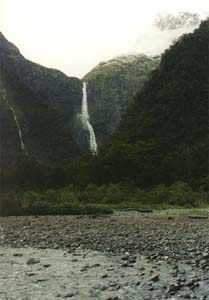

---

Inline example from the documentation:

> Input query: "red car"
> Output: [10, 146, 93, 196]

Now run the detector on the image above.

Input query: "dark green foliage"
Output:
[199, 176, 209, 192]
[1, 23, 208, 214]
[83, 20, 209, 188]
[0, 70, 82, 164]
[21, 189, 113, 215]
[11, 156, 77, 191]
[0, 32, 84, 168]
[0, 179, 208, 216]
[84, 55, 160, 143]
[20, 181, 209, 216]
[0, 192, 22, 216]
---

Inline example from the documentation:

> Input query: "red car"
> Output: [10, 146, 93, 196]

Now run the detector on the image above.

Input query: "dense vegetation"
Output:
[0, 21, 208, 215]
[80, 20, 209, 189]
[0, 70, 83, 164]
[84, 55, 160, 143]
[0, 32, 84, 166]
[0, 177, 208, 216]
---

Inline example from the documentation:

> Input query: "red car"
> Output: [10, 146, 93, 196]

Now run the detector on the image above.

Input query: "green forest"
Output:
[0, 20, 208, 216]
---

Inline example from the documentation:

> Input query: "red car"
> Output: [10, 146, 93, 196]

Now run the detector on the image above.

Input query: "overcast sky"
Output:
[0, 0, 208, 78]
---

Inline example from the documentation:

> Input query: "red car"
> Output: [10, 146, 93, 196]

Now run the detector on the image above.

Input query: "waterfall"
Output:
[9, 106, 28, 155]
[1, 91, 28, 156]
[81, 82, 98, 154]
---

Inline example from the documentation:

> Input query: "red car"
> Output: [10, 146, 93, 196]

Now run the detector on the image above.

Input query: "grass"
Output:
[93, 202, 194, 211]
[89, 202, 209, 218]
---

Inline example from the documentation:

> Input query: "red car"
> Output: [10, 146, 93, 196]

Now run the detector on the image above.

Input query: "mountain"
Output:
[0, 32, 84, 172]
[135, 12, 206, 56]
[83, 12, 207, 145]
[84, 54, 160, 143]
[82, 20, 209, 188]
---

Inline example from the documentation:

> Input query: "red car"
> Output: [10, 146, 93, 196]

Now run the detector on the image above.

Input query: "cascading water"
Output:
[9, 106, 28, 155]
[81, 82, 97, 154]
[1, 90, 28, 156]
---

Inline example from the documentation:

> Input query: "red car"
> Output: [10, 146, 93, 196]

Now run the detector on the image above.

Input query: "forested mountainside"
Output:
[0, 20, 208, 215]
[84, 55, 160, 143]
[82, 12, 205, 145]
[80, 20, 209, 189]
[0, 33, 159, 169]
[0, 32, 83, 167]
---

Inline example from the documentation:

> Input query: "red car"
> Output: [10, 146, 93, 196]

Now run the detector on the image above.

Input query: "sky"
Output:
[0, 0, 208, 78]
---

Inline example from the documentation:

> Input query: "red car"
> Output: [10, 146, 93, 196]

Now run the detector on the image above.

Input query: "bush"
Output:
[131, 188, 147, 203]
[22, 199, 113, 215]
[22, 191, 42, 210]
[11, 179, 209, 216]
[60, 191, 77, 202]
[43, 189, 59, 204]
[0, 192, 22, 216]
[199, 176, 209, 192]
[191, 191, 209, 207]
[78, 184, 101, 202]
[147, 184, 170, 204]
[102, 183, 125, 203]
[168, 181, 193, 205]
[31, 201, 51, 215]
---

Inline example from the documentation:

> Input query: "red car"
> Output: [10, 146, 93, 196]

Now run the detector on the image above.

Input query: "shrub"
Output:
[0, 192, 22, 216]
[168, 181, 193, 205]
[43, 189, 59, 204]
[199, 176, 209, 192]
[132, 188, 147, 203]
[60, 191, 77, 202]
[191, 191, 209, 207]
[102, 183, 125, 203]
[22, 191, 42, 210]
[31, 201, 51, 215]
[147, 184, 170, 204]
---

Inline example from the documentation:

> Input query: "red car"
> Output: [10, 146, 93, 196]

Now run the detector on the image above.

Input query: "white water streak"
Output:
[2, 92, 28, 156]
[81, 82, 97, 154]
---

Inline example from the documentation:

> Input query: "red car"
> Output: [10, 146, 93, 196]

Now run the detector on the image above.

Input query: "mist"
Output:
[0, 0, 208, 77]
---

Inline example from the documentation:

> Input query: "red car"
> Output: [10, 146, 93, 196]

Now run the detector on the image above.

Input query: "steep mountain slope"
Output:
[83, 20, 209, 188]
[84, 55, 160, 143]
[0, 87, 21, 187]
[0, 33, 83, 167]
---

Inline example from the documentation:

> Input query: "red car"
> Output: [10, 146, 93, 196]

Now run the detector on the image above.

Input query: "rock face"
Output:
[84, 55, 160, 144]
[0, 32, 85, 167]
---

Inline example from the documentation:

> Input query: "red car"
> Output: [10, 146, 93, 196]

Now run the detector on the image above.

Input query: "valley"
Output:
[0, 11, 208, 300]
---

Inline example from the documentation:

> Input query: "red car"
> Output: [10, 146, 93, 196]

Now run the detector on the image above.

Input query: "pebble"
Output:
[0, 211, 209, 299]
[26, 258, 40, 265]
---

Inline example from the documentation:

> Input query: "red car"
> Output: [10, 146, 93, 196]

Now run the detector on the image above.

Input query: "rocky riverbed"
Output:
[1, 210, 209, 299]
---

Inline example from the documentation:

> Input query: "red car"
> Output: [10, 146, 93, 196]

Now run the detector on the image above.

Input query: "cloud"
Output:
[0, 0, 208, 77]
[134, 12, 208, 56]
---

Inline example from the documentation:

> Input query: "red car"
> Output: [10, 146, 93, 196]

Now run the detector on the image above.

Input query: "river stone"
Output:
[26, 258, 40, 265]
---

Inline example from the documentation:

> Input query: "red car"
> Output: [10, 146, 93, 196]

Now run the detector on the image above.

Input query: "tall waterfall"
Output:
[81, 82, 97, 154]
[1, 91, 28, 156]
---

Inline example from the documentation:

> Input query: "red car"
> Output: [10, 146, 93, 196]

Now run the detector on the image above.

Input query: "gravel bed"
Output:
[1, 210, 209, 299]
